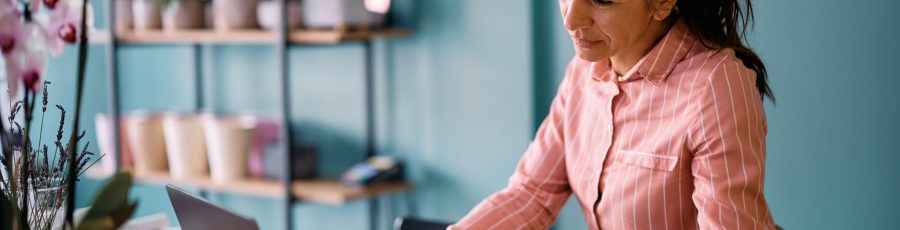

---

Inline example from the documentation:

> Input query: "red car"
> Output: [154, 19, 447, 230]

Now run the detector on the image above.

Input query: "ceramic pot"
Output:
[115, 0, 133, 31]
[203, 115, 255, 183]
[163, 0, 206, 31]
[126, 113, 168, 174]
[213, 0, 260, 31]
[163, 113, 209, 179]
[302, 0, 386, 29]
[132, 0, 162, 31]
[257, 0, 303, 30]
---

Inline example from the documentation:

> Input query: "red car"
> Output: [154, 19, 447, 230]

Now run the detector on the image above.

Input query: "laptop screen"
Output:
[166, 184, 260, 230]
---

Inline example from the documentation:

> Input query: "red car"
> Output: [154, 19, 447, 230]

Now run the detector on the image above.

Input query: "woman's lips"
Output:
[575, 38, 599, 48]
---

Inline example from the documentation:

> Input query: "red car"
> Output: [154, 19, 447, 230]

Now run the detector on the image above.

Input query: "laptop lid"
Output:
[166, 184, 260, 230]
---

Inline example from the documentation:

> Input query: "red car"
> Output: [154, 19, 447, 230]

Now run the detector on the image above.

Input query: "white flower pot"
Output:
[163, 114, 208, 179]
[213, 0, 260, 31]
[257, 0, 303, 30]
[302, 0, 386, 29]
[132, 0, 162, 31]
[163, 0, 206, 31]
[126, 113, 168, 174]
[95, 114, 134, 174]
[203, 115, 255, 183]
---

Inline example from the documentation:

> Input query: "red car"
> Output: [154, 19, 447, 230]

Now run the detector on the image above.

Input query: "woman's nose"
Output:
[563, 0, 594, 32]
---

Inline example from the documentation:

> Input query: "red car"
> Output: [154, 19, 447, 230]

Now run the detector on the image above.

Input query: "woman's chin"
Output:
[575, 51, 609, 62]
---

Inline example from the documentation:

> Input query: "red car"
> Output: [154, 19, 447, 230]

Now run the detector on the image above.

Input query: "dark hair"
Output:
[675, 0, 774, 102]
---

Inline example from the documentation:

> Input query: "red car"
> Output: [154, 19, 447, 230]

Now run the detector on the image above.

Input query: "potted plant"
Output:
[302, 0, 388, 30]
[115, 0, 134, 31]
[1, 0, 137, 229]
[159, 0, 207, 32]
[132, 0, 163, 31]
[162, 113, 208, 179]
[257, 0, 303, 30]
[202, 114, 255, 183]
[212, 0, 260, 31]
[125, 112, 168, 175]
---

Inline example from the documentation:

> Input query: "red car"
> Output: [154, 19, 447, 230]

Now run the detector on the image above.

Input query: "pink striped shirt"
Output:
[451, 21, 775, 230]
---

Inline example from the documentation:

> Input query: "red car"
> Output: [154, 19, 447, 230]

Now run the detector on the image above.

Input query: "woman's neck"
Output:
[610, 21, 674, 76]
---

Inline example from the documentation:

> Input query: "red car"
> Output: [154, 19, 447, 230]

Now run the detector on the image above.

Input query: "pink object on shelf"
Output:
[248, 118, 281, 179]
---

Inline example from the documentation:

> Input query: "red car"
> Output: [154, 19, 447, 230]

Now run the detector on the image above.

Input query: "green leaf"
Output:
[76, 217, 115, 230]
[77, 171, 136, 230]
[110, 202, 138, 227]
[75, 202, 138, 230]
[82, 171, 133, 221]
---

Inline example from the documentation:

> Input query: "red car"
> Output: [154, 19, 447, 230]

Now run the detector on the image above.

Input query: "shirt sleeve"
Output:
[687, 57, 776, 230]
[449, 63, 577, 230]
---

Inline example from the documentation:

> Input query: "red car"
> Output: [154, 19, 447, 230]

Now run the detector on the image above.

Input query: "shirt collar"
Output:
[592, 20, 696, 86]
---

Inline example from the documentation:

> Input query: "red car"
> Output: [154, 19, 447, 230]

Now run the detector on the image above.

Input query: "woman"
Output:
[451, 0, 775, 229]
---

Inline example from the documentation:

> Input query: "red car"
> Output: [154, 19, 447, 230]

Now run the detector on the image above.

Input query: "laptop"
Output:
[166, 184, 260, 230]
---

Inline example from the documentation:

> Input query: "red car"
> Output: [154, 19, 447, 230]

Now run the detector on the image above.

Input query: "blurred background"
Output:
[24, 0, 900, 229]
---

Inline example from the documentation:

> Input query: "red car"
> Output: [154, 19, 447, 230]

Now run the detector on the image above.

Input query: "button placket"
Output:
[590, 80, 620, 225]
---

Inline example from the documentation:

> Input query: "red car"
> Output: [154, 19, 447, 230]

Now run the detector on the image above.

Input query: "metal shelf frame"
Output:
[101, 0, 404, 229]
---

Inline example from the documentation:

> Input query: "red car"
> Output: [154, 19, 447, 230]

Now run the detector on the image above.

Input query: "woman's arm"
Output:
[449, 64, 578, 230]
[688, 56, 775, 230]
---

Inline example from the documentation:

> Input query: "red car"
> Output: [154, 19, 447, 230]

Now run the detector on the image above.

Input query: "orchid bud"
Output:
[22, 69, 42, 92]
[0, 36, 14, 54]
[43, 0, 60, 9]
[58, 23, 76, 43]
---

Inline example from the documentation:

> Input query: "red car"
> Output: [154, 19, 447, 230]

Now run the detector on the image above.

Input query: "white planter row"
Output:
[97, 113, 257, 183]
[117, 0, 388, 32]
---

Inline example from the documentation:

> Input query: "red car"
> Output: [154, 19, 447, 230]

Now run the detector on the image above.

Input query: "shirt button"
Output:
[607, 124, 613, 134]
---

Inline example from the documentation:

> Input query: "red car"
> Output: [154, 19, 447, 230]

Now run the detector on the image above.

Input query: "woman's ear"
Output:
[652, 0, 677, 21]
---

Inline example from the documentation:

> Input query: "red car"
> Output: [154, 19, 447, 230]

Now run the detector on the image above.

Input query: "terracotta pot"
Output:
[132, 0, 162, 31]
[126, 113, 168, 174]
[213, 0, 260, 31]
[163, 0, 206, 31]
[115, 0, 133, 31]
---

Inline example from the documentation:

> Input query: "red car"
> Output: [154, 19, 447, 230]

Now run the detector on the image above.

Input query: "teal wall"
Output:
[751, 0, 900, 229]
[30, 0, 898, 229]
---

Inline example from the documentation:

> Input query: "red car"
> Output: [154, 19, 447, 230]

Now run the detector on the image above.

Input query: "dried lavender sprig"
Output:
[76, 130, 85, 143]
[75, 141, 90, 169]
[42, 145, 49, 177]
[55, 105, 66, 143]
[8, 100, 22, 133]
[41, 81, 51, 113]
[76, 154, 104, 179]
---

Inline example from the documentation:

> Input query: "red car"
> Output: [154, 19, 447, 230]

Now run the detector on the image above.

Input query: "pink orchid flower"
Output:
[4, 24, 47, 96]
[1, 0, 88, 97]
[43, 0, 62, 9]
[37, 0, 87, 57]
[0, 2, 22, 56]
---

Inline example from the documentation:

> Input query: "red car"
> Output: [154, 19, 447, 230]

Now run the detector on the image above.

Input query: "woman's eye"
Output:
[591, 0, 613, 6]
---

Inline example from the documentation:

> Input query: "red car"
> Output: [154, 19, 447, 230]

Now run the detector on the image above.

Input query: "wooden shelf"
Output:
[116, 30, 277, 44]
[89, 169, 412, 205]
[102, 29, 411, 45]
[289, 29, 411, 44]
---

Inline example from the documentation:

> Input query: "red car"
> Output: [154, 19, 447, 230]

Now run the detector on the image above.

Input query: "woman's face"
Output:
[559, 0, 670, 62]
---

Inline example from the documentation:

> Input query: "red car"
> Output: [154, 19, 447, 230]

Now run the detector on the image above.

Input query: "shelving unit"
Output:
[96, 1, 412, 229]
[107, 28, 411, 44]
